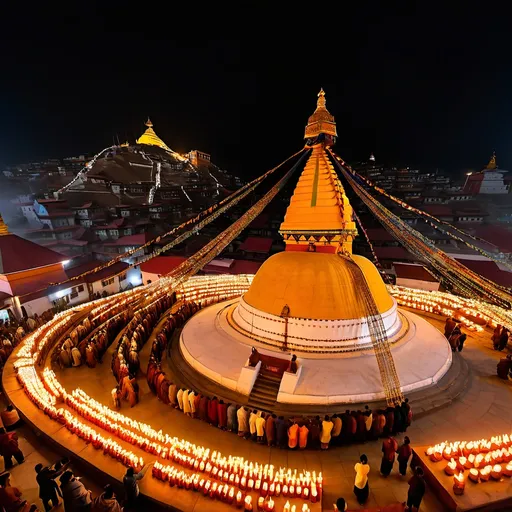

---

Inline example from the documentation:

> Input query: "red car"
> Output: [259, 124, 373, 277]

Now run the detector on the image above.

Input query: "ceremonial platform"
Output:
[180, 298, 452, 406]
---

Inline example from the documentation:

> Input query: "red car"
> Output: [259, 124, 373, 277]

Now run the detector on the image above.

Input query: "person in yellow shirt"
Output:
[353, 454, 370, 505]
[320, 415, 334, 450]
[287, 420, 299, 449]
[331, 414, 342, 446]
[256, 413, 266, 444]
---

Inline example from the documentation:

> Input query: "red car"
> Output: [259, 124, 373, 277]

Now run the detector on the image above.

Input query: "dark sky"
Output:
[1, 4, 511, 180]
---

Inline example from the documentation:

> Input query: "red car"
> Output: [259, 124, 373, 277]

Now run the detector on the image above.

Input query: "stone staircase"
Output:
[248, 368, 283, 412]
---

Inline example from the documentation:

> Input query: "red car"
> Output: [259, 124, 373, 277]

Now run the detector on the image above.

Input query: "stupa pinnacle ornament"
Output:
[0, 214, 9, 236]
[304, 88, 337, 145]
[136, 117, 171, 152]
[485, 150, 497, 170]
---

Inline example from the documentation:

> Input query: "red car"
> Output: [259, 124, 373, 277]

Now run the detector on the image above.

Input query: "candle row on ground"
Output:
[152, 461, 315, 510]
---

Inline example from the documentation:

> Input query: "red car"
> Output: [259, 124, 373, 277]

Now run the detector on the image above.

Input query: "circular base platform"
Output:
[180, 299, 453, 405]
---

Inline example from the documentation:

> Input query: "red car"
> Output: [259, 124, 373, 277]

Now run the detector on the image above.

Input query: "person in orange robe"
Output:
[288, 420, 299, 449]
[265, 414, 276, 446]
[299, 420, 309, 449]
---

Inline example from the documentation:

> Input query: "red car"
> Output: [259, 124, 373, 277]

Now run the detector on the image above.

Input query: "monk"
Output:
[237, 407, 249, 438]
[497, 355, 512, 379]
[492, 324, 502, 349]
[227, 403, 238, 433]
[299, 420, 309, 450]
[380, 436, 398, 476]
[208, 396, 219, 426]
[288, 420, 299, 449]
[194, 393, 201, 417]
[168, 382, 178, 407]
[217, 400, 228, 429]
[120, 375, 137, 408]
[385, 407, 394, 436]
[276, 416, 288, 448]
[308, 416, 321, 450]
[199, 395, 209, 422]
[265, 414, 276, 446]
[248, 347, 260, 367]
[287, 354, 298, 373]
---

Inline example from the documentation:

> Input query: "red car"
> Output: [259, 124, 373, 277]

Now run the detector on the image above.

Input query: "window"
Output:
[101, 277, 114, 287]
[119, 273, 127, 282]
[77, 285, 84, 293]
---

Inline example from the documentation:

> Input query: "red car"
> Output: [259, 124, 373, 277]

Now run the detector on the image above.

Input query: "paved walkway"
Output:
[6, 309, 512, 511]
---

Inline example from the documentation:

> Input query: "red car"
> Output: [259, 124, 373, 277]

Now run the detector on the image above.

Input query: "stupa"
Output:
[179, 90, 452, 408]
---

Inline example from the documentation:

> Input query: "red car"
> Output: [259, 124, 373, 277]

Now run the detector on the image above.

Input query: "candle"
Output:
[244, 495, 253, 511]
[453, 472, 465, 495]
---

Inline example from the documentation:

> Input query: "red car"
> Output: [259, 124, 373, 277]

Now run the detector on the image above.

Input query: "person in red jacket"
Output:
[397, 436, 413, 476]
[208, 396, 219, 426]
[217, 400, 228, 430]
[0, 428, 24, 469]
[380, 436, 398, 476]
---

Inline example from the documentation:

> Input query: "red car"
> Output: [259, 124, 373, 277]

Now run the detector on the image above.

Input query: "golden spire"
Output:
[304, 88, 337, 142]
[145, 117, 153, 128]
[0, 214, 10, 236]
[137, 118, 172, 152]
[485, 150, 497, 170]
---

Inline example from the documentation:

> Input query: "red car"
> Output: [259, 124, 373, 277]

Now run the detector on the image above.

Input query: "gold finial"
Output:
[145, 117, 153, 128]
[0, 214, 10, 236]
[317, 88, 326, 109]
[486, 150, 497, 170]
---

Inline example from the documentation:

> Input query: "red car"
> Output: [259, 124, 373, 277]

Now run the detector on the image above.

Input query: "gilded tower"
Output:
[280, 90, 357, 254]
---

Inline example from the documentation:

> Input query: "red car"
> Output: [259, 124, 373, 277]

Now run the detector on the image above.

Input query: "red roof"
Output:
[203, 259, 262, 275]
[104, 233, 148, 246]
[366, 228, 395, 242]
[474, 225, 512, 253]
[239, 237, 273, 253]
[394, 263, 438, 282]
[422, 205, 453, 217]
[456, 259, 512, 288]
[37, 211, 75, 218]
[375, 246, 415, 261]
[0, 234, 67, 274]
[140, 256, 186, 275]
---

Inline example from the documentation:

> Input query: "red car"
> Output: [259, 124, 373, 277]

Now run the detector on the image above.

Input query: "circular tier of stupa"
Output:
[179, 90, 452, 407]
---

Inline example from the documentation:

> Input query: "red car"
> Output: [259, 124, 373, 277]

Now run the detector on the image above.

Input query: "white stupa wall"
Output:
[233, 296, 401, 349]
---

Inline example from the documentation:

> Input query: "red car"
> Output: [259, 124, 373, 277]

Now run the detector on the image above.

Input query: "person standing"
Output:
[265, 414, 276, 446]
[397, 437, 413, 476]
[1, 405, 21, 431]
[499, 327, 509, 351]
[256, 413, 266, 443]
[380, 435, 398, 476]
[123, 463, 152, 511]
[227, 403, 238, 433]
[276, 416, 288, 449]
[497, 355, 512, 379]
[492, 324, 502, 349]
[249, 410, 259, 441]
[457, 333, 467, 352]
[182, 389, 191, 417]
[59, 470, 92, 511]
[91, 484, 122, 512]
[208, 396, 219, 426]
[35, 462, 66, 511]
[0, 472, 29, 512]
[331, 414, 342, 446]
[0, 428, 24, 469]
[298, 420, 309, 450]
[353, 454, 370, 505]
[407, 466, 426, 511]
[444, 317, 456, 338]
[320, 415, 334, 450]
[217, 399, 228, 430]
[288, 420, 299, 449]
[237, 407, 249, 438]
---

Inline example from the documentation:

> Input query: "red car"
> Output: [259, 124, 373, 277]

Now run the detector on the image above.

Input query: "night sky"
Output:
[2, 4, 511, 180]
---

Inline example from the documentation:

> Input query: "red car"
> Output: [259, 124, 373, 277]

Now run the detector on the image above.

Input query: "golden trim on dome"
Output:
[136, 119, 171, 152]
[304, 88, 338, 139]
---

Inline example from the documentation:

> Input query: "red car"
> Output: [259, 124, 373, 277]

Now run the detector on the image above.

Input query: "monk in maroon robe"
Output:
[208, 396, 219, 426]
[217, 400, 228, 429]
[199, 395, 209, 422]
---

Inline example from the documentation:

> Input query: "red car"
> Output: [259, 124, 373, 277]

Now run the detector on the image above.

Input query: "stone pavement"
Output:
[7, 310, 512, 511]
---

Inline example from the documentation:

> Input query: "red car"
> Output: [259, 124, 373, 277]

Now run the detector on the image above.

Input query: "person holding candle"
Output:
[380, 435, 398, 476]
[406, 466, 425, 512]
[91, 484, 122, 512]
[397, 437, 412, 477]
[123, 462, 153, 510]
[320, 415, 334, 450]
[353, 454, 370, 505]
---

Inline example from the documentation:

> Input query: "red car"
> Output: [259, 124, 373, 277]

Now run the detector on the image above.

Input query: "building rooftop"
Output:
[139, 255, 187, 276]
[394, 262, 438, 282]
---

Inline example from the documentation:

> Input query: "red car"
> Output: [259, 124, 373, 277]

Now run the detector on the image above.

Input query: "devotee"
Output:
[356, 410, 366, 442]
[444, 317, 457, 338]
[393, 404, 404, 434]
[264, 413, 276, 446]
[176, 388, 184, 410]
[256, 413, 266, 443]
[0, 427, 24, 468]
[227, 403, 238, 433]
[406, 466, 426, 512]
[492, 324, 502, 349]
[364, 406, 373, 436]
[182, 389, 191, 416]
[111, 387, 121, 410]
[402, 399, 412, 431]
[308, 416, 321, 450]
[0, 472, 35, 512]
[248, 347, 260, 367]
[320, 415, 334, 450]
[249, 410, 259, 441]
[208, 396, 219, 426]
[287, 354, 298, 373]
[288, 419, 299, 449]
[448, 326, 462, 352]
[333, 497, 347, 511]
[331, 414, 342, 445]
[120, 374, 138, 408]
[217, 399, 228, 430]
[199, 395, 209, 422]
[497, 354, 512, 379]
[347, 411, 357, 443]
[193, 392, 201, 418]
[60, 470, 92, 511]
[299, 419, 309, 450]
[71, 346, 82, 366]
[187, 390, 196, 417]
[458, 333, 467, 352]
[384, 407, 394, 435]
[237, 406, 249, 438]
[353, 454, 370, 505]
[276, 416, 288, 448]
[1, 405, 21, 431]
[397, 436, 412, 476]
[91, 484, 122, 512]
[168, 382, 178, 408]
[380, 435, 398, 476]
[123, 463, 152, 510]
[35, 462, 66, 512]
[498, 327, 509, 351]
[59, 346, 72, 368]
